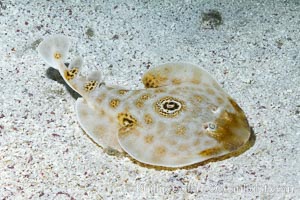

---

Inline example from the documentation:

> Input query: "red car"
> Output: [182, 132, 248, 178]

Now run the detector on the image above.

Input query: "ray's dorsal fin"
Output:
[142, 62, 210, 88]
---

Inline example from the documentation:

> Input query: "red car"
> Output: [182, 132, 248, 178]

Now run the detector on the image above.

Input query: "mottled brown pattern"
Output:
[118, 90, 129, 95]
[191, 78, 201, 84]
[109, 99, 120, 108]
[206, 88, 215, 95]
[207, 98, 250, 151]
[64, 68, 79, 80]
[142, 74, 167, 88]
[172, 78, 182, 85]
[117, 112, 137, 130]
[198, 146, 224, 156]
[144, 114, 153, 124]
[144, 135, 154, 144]
[135, 94, 151, 108]
[154, 146, 167, 157]
[84, 80, 98, 92]
[175, 126, 186, 136]
[54, 52, 61, 59]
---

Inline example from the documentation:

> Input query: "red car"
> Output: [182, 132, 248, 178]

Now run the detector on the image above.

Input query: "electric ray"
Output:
[37, 35, 251, 168]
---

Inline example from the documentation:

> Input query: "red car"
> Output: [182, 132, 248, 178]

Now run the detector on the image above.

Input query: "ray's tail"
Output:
[37, 35, 102, 97]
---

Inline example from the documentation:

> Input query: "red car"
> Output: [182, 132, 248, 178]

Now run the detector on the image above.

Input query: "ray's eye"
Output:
[208, 122, 217, 131]
[204, 122, 217, 131]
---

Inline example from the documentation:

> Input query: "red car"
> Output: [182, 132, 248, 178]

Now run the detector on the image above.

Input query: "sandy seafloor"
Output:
[0, 0, 299, 199]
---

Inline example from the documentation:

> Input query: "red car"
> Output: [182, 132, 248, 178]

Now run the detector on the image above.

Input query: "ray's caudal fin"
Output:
[37, 35, 102, 98]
